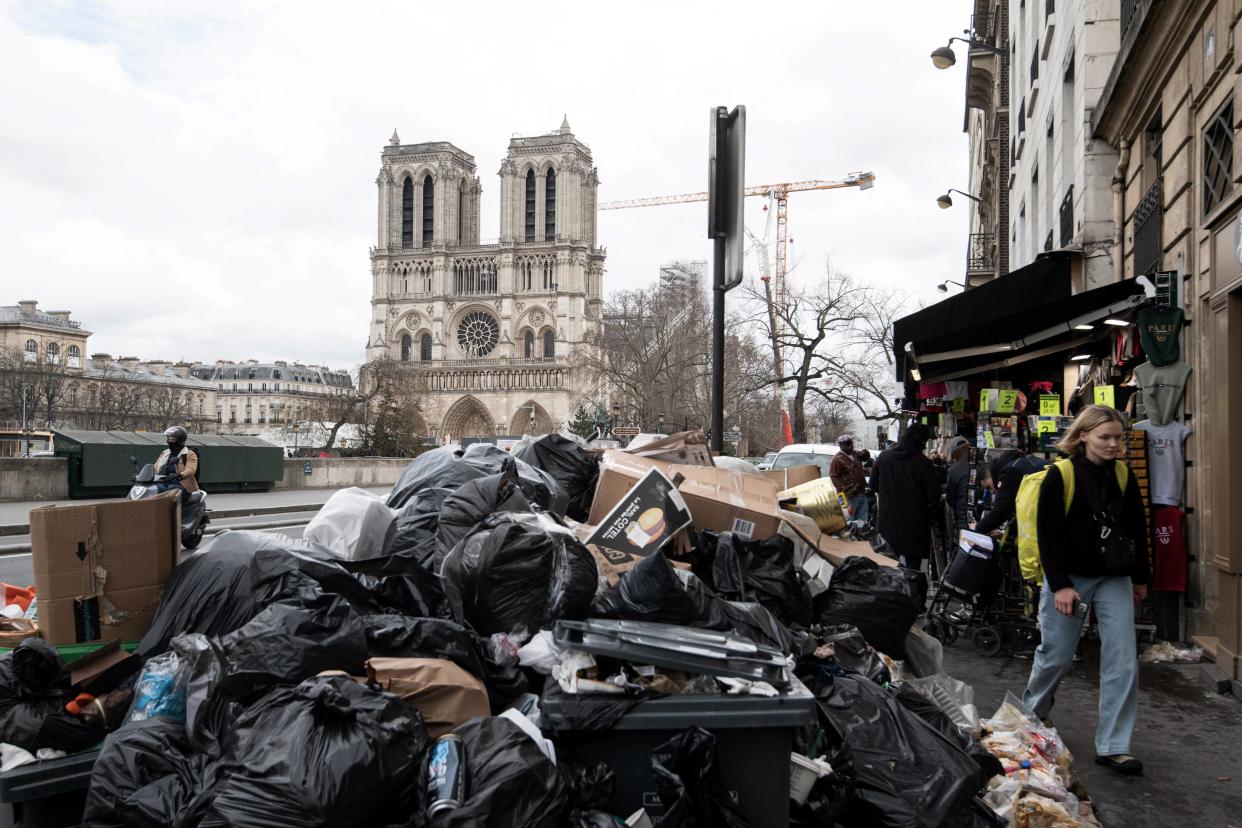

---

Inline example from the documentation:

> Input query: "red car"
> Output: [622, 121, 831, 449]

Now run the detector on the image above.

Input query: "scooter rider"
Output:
[154, 426, 199, 505]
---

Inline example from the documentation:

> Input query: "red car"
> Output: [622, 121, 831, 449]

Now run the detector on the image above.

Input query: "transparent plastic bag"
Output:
[126, 652, 187, 724]
[905, 673, 979, 735]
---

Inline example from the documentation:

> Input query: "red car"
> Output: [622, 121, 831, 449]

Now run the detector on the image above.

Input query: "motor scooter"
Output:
[128, 456, 210, 548]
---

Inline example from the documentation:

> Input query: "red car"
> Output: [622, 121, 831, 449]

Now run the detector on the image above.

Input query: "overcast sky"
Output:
[0, 0, 973, 371]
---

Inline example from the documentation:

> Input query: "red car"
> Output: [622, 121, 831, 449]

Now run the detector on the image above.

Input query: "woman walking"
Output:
[1023, 405, 1149, 775]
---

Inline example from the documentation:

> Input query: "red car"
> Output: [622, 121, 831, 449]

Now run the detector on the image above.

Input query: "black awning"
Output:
[894, 255, 1149, 383]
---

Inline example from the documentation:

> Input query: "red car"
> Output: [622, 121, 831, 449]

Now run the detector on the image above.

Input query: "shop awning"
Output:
[893, 255, 1151, 383]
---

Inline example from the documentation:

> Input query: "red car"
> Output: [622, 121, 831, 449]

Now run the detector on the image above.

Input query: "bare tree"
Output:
[357, 357, 428, 456]
[0, 347, 71, 429]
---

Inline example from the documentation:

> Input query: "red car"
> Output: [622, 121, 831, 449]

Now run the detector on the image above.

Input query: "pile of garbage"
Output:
[0, 433, 1091, 826]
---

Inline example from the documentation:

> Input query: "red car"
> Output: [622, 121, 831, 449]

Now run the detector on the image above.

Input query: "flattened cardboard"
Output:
[586, 544, 692, 587]
[778, 511, 896, 569]
[586, 468, 692, 559]
[590, 451, 783, 541]
[623, 431, 714, 466]
[762, 465, 821, 490]
[67, 639, 141, 695]
[29, 494, 179, 645]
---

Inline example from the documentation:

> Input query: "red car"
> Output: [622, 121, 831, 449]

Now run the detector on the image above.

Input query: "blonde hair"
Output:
[1055, 405, 1125, 455]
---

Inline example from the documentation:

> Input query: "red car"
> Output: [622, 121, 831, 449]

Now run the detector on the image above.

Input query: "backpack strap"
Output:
[1054, 458, 1076, 515]
[1113, 462, 1130, 493]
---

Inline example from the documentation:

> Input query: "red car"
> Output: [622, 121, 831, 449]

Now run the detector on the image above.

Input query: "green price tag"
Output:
[1039, 395, 1060, 416]
[984, 431, 996, 448]
[1093, 385, 1116, 408]
[979, 389, 992, 412]
[997, 389, 1018, 414]
[952, 398, 966, 413]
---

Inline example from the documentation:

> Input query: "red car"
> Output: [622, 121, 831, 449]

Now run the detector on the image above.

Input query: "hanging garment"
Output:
[1134, 361, 1191, 426]
[1134, 419, 1191, 506]
[1137, 306, 1185, 367]
[1150, 506, 1187, 593]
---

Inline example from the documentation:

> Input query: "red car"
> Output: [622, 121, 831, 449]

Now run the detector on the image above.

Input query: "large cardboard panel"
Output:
[777, 511, 896, 569]
[591, 451, 783, 540]
[29, 494, 179, 645]
[762, 465, 820, 490]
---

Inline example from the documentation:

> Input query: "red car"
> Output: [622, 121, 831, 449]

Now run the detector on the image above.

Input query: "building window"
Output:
[274, 382, 280, 391]
[45, 342, 59, 364]
[524, 329, 534, 358]
[545, 168, 556, 241]
[67, 344, 80, 368]
[458, 181, 467, 240]
[524, 169, 536, 242]
[24, 340, 36, 362]
[420, 333, 432, 362]
[261, 383, 267, 391]
[401, 177, 414, 248]
[247, 383, 253, 391]
[1203, 98, 1234, 215]
[401, 334, 412, 361]
[422, 175, 434, 245]
[457, 311, 500, 357]
[273, 370, 282, 379]
[232, 383, 237, 391]
[543, 330, 555, 358]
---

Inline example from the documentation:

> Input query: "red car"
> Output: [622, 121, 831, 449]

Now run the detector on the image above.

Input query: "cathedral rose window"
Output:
[457, 311, 500, 357]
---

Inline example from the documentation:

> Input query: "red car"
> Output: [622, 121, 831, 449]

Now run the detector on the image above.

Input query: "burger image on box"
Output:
[625, 507, 667, 548]
[587, 468, 692, 560]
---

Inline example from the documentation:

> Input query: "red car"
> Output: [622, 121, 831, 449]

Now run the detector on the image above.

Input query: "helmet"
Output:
[164, 426, 188, 442]
[836, 434, 853, 445]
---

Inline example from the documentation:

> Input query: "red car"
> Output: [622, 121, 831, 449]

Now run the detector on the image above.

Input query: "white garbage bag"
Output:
[304, 487, 395, 561]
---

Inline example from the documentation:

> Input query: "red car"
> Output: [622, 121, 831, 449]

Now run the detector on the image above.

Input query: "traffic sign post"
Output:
[708, 104, 745, 455]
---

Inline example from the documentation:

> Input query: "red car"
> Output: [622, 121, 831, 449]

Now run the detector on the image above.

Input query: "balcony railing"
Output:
[970, 12, 994, 42]
[1059, 185, 1075, 247]
[1133, 178, 1163, 276]
[967, 233, 997, 274]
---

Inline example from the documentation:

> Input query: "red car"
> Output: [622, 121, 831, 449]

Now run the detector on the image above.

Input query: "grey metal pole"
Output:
[712, 235, 725, 453]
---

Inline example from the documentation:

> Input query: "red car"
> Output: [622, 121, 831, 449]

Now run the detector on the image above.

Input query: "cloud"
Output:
[0, 0, 973, 369]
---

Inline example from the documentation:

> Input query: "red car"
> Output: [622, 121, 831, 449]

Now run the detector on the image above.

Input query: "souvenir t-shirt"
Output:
[1134, 361, 1191, 426]
[1151, 506, 1187, 592]
[1137, 306, 1184, 367]
[1135, 419, 1190, 506]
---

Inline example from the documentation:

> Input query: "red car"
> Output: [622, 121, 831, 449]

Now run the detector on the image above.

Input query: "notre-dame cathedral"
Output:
[365, 117, 606, 439]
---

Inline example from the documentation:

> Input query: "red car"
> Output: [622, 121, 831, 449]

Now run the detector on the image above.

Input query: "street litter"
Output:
[1139, 641, 1205, 663]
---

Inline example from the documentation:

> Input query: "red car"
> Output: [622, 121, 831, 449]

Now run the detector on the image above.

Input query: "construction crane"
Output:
[600, 172, 877, 402]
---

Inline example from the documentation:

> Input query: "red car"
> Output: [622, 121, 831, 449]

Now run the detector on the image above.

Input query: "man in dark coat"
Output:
[871, 423, 940, 572]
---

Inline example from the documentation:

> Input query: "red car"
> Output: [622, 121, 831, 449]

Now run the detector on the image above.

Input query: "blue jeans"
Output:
[1023, 574, 1139, 755]
[846, 493, 870, 525]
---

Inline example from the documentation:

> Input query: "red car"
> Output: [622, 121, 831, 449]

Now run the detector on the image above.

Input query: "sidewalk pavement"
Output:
[0, 486, 391, 531]
[942, 641, 1242, 827]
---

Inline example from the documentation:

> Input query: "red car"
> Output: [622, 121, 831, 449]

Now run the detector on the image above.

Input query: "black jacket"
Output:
[944, 457, 971, 536]
[1036, 454, 1149, 591]
[976, 455, 1048, 536]
[872, 443, 940, 560]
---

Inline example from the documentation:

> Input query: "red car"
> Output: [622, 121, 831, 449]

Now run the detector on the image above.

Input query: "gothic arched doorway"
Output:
[508, 400, 553, 436]
[441, 395, 496, 440]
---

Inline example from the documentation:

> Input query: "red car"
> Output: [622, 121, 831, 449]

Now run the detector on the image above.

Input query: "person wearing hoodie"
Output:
[870, 423, 940, 572]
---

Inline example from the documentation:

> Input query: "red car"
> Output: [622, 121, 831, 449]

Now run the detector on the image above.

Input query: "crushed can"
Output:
[426, 733, 466, 817]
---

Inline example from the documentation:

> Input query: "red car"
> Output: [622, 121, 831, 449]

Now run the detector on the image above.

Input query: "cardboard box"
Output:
[623, 431, 714, 466]
[762, 465, 821, 490]
[67, 639, 142, 695]
[591, 451, 783, 541]
[777, 511, 896, 569]
[586, 468, 693, 558]
[29, 493, 180, 646]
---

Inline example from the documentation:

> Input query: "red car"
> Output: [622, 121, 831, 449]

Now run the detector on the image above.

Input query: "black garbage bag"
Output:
[812, 557, 923, 658]
[791, 662, 857, 826]
[890, 682, 1002, 783]
[803, 671, 978, 828]
[697, 531, 812, 627]
[435, 466, 532, 568]
[512, 434, 599, 522]
[388, 443, 568, 516]
[440, 512, 597, 636]
[218, 594, 368, 695]
[431, 715, 570, 828]
[650, 727, 752, 828]
[383, 487, 455, 565]
[0, 638, 97, 753]
[559, 758, 616, 815]
[813, 624, 891, 685]
[138, 532, 264, 658]
[592, 552, 794, 652]
[205, 676, 427, 828]
[83, 716, 217, 828]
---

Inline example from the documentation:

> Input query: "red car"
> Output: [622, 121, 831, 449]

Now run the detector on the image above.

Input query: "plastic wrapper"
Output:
[1013, 792, 1086, 828]
[512, 433, 600, 522]
[904, 673, 979, 735]
[138, 532, 265, 658]
[388, 443, 568, 516]
[650, 726, 753, 827]
[440, 512, 597, 636]
[1139, 641, 1205, 663]
[697, 531, 812, 627]
[205, 675, 427, 827]
[383, 487, 454, 565]
[901, 626, 944, 679]
[435, 466, 532, 567]
[890, 682, 1003, 784]
[802, 670, 979, 828]
[812, 557, 923, 658]
[0, 638, 96, 753]
[431, 715, 571, 827]
[303, 486, 396, 561]
[813, 624, 891, 685]
[126, 651, 187, 725]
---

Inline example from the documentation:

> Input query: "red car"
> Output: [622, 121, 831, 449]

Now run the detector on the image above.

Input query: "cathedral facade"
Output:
[365, 119, 606, 439]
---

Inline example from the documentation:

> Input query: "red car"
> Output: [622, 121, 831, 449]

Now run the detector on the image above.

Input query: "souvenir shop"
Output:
[893, 253, 1192, 641]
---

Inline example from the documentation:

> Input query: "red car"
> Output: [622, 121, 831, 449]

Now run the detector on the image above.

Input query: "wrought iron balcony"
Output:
[966, 233, 997, 275]
[1133, 178, 1162, 276]
[1059, 185, 1075, 247]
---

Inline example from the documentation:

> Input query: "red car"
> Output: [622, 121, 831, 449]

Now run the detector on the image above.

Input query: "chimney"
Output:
[118, 356, 141, 370]
[17, 300, 37, 315]
[90, 353, 112, 366]
[46, 311, 70, 321]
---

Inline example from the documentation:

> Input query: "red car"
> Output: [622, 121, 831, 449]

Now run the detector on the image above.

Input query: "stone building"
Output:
[190, 360, 355, 435]
[364, 118, 606, 439]
[1092, 0, 1242, 684]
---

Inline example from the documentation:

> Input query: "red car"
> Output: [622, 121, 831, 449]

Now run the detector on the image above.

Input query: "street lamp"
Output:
[936, 189, 983, 209]
[930, 35, 1007, 70]
[610, 402, 620, 438]
[937, 279, 966, 293]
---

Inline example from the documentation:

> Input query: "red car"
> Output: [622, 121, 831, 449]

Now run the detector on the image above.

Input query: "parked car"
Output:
[771, 443, 840, 478]
[755, 451, 779, 471]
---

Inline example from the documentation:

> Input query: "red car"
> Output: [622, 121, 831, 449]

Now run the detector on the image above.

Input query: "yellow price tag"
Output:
[997, 389, 1018, 414]
[979, 389, 991, 412]
[1037, 419, 1057, 434]
[1039, 395, 1060, 416]
[1093, 385, 1116, 408]
[984, 431, 996, 448]
[952, 398, 966, 413]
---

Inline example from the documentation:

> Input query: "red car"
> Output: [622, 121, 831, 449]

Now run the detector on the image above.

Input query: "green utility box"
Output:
[54, 430, 283, 498]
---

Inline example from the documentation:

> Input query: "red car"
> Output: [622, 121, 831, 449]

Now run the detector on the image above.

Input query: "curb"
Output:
[0, 516, 313, 556]
[0, 502, 327, 537]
